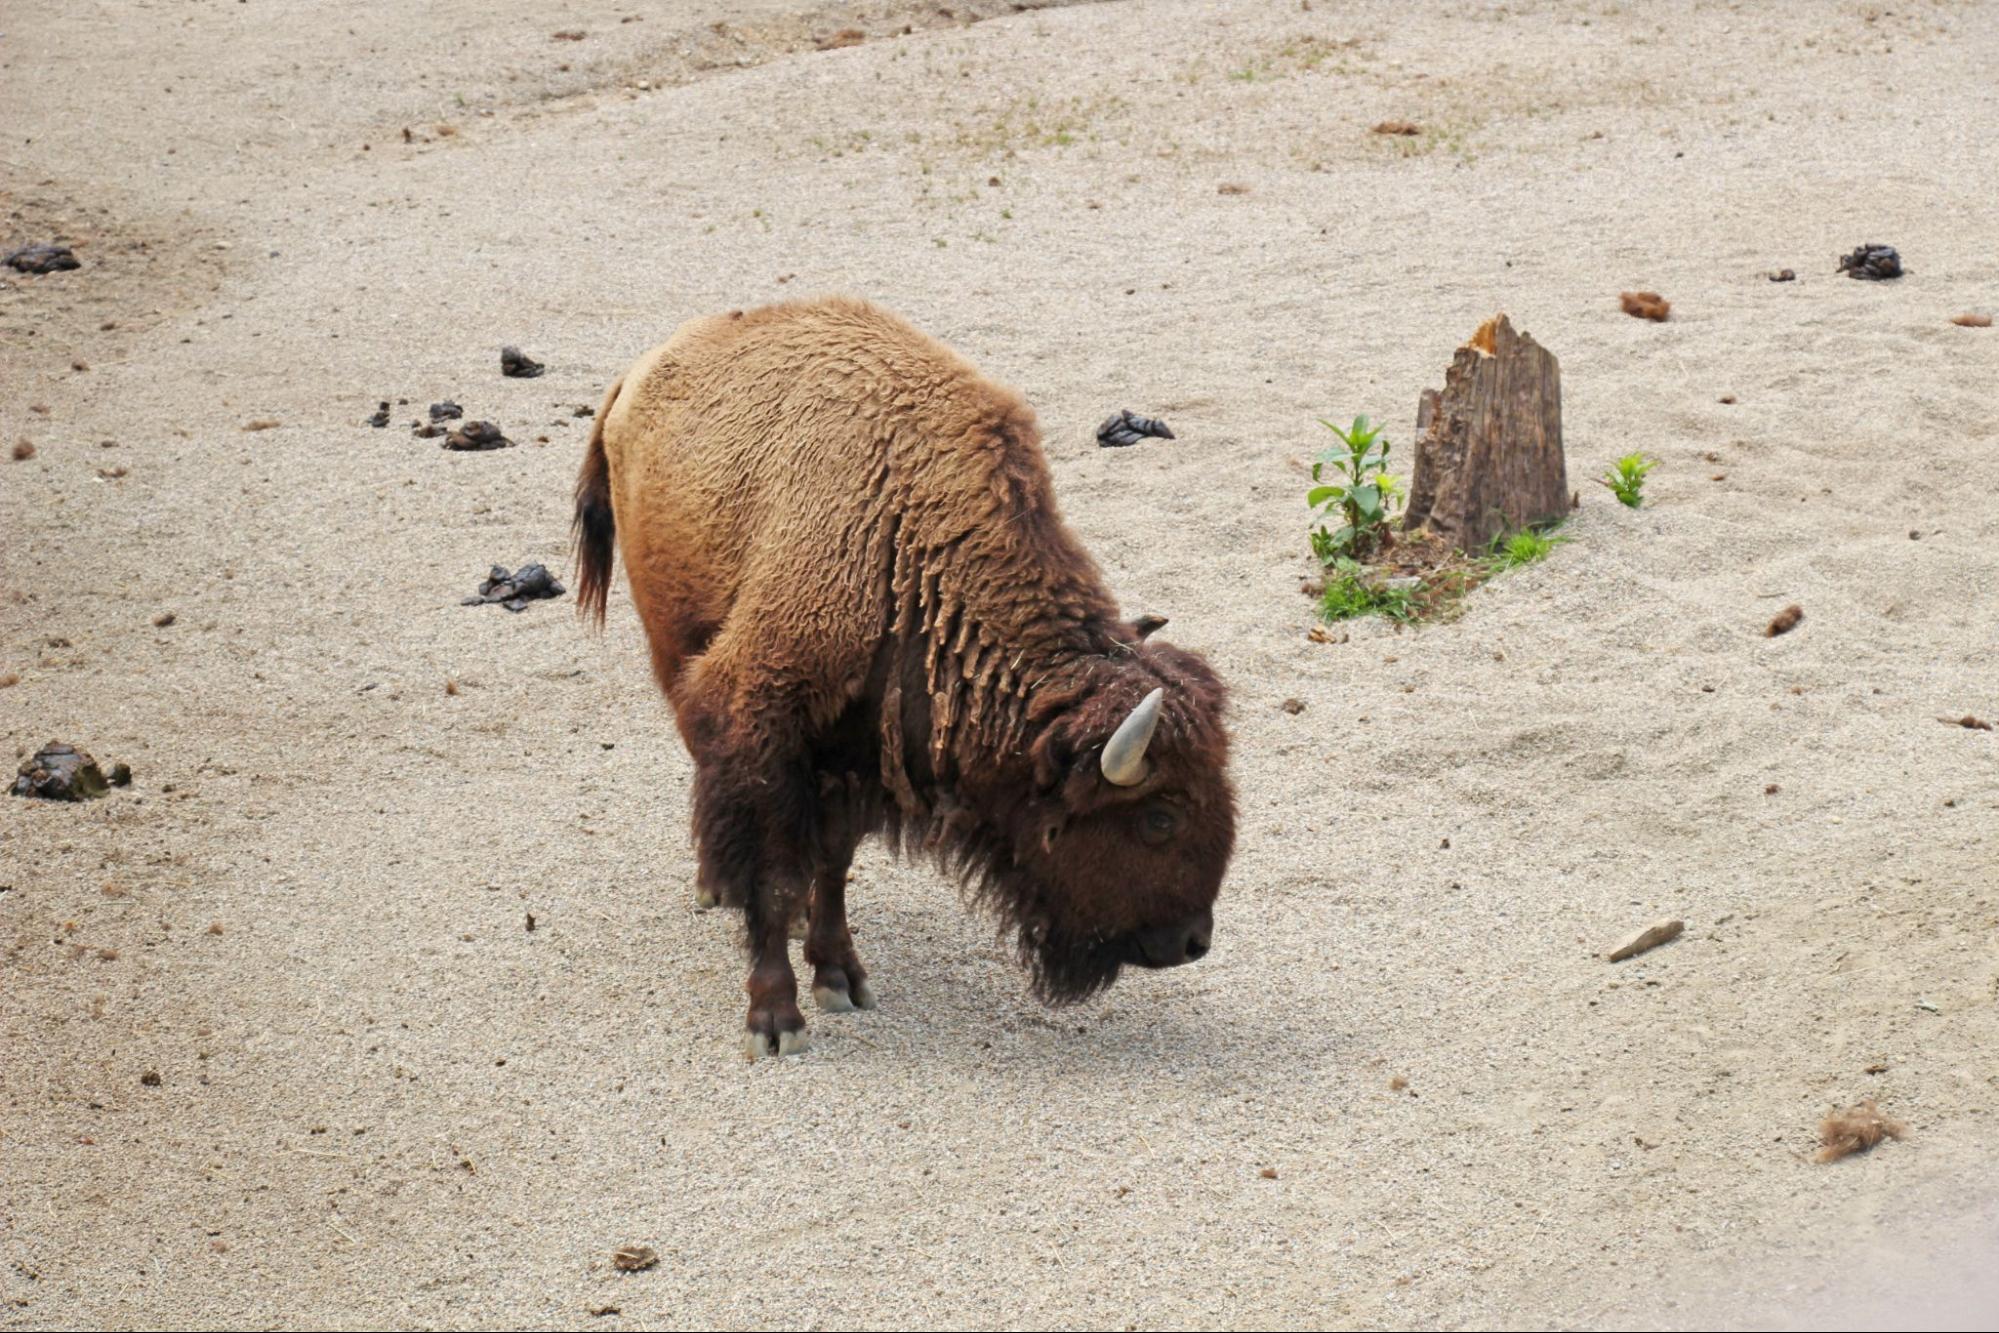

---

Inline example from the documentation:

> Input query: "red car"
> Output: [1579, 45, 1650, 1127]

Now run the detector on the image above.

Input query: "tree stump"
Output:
[1403, 314, 1567, 552]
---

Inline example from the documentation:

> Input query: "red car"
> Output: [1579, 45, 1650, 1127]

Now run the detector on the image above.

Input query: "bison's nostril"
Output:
[1183, 931, 1210, 962]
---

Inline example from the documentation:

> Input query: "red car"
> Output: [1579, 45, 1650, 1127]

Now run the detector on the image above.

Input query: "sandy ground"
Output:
[4, 1, 1998, 1327]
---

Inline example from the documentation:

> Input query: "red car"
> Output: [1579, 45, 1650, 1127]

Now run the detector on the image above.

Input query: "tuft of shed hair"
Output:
[1620, 291, 1671, 321]
[1814, 1099, 1904, 1163]
[1766, 604, 1804, 637]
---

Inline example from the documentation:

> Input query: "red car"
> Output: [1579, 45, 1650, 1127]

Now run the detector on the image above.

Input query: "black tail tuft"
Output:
[572, 377, 622, 626]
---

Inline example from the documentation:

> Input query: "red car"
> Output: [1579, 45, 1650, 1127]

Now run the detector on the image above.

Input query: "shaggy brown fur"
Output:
[574, 297, 1236, 1054]
[1815, 1099, 1905, 1163]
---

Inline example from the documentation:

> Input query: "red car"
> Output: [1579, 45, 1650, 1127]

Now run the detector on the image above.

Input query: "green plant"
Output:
[1597, 453, 1657, 508]
[1308, 415, 1402, 562]
[1319, 559, 1420, 623]
[1488, 525, 1567, 571]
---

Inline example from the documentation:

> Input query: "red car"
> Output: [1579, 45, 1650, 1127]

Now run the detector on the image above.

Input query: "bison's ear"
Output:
[1131, 614, 1169, 641]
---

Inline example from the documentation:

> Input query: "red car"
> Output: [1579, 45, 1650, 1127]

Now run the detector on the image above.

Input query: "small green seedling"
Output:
[1597, 453, 1657, 508]
[1309, 415, 1402, 562]
[1488, 525, 1567, 571]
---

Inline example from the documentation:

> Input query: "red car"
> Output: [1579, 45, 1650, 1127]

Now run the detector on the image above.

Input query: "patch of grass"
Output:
[1597, 453, 1657, 508]
[1319, 558, 1419, 623]
[1488, 524, 1568, 571]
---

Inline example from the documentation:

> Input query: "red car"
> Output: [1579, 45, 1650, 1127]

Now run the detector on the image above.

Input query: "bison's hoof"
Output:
[743, 1028, 810, 1060]
[811, 968, 875, 1013]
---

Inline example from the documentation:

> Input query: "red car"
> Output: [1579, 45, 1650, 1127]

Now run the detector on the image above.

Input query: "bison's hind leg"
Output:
[805, 773, 876, 1014]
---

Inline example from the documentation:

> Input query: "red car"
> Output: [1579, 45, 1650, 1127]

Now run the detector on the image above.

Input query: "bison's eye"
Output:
[1139, 804, 1178, 846]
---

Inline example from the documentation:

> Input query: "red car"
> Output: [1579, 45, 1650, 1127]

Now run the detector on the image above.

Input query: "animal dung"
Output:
[1620, 291, 1671, 321]
[1372, 120, 1421, 136]
[428, 400, 464, 421]
[1606, 918, 1683, 962]
[501, 345, 546, 378]
[611, 1244, 658, 1272]
[1814, 1099, 1904, 1163]
[444, 420, 511, 450]
[1951, 312, 1992, 327]
[11, 439, 34, 461]
[12, 742, 130, 801]
[1095, 409, 1175, 448]
[1837, 243, 1903, 280]
[463, 563, 565, 612]
[1767, 268, 1797, 282]
[1765, 604, 1804, 637]
[366, 401, 391, 428]
[1940, 714, 1993, 731]
[4, 243, 80, 273]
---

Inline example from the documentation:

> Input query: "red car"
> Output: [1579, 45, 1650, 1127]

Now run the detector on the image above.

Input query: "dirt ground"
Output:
[4, 1, 1997, 1328]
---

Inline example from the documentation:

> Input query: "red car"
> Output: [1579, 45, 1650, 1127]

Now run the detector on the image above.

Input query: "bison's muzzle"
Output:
[1133, 909, 1214, 969]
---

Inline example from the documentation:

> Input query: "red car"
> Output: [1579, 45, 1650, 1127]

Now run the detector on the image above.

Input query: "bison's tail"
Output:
[572, 374, 624, 627]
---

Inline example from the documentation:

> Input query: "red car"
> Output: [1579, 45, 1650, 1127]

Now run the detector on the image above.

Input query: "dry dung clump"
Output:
[1837, 243, 1903, 280]
[1815, 1099, 1904, 1163]
[1766, 604, 1804, 637]
[1620, 291, 1671, 321]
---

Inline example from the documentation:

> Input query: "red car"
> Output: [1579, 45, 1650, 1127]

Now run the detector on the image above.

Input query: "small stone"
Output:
[428, 401, 464, 422]
[1951, 312, 1992, 328]
[1280, 698, 1305, 715]
[140, 1070, 162, 1087]
[367, 402, 391, 428]
[1767, 268, 1796, 282]
[152, 611, 176, 628]
[1258, 1166, 1278, 1180]
[242, 418, 281, 432]
[1766, 604, 1804, 637]
[1607, 918, 1684, 962]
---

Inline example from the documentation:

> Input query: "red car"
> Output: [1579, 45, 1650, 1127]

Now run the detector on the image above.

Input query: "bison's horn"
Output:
[1101, 687, 1164, 787]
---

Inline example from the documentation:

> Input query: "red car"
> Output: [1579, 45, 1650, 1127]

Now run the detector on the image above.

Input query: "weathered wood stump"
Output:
[1403, 314, 1567, 552]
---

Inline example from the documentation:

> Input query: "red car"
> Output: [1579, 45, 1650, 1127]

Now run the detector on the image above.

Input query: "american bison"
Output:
[574, 297, 1236, 1058]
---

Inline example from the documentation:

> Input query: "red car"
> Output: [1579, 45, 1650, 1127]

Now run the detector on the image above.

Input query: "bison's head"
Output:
[993, 627, 1235, 1004]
